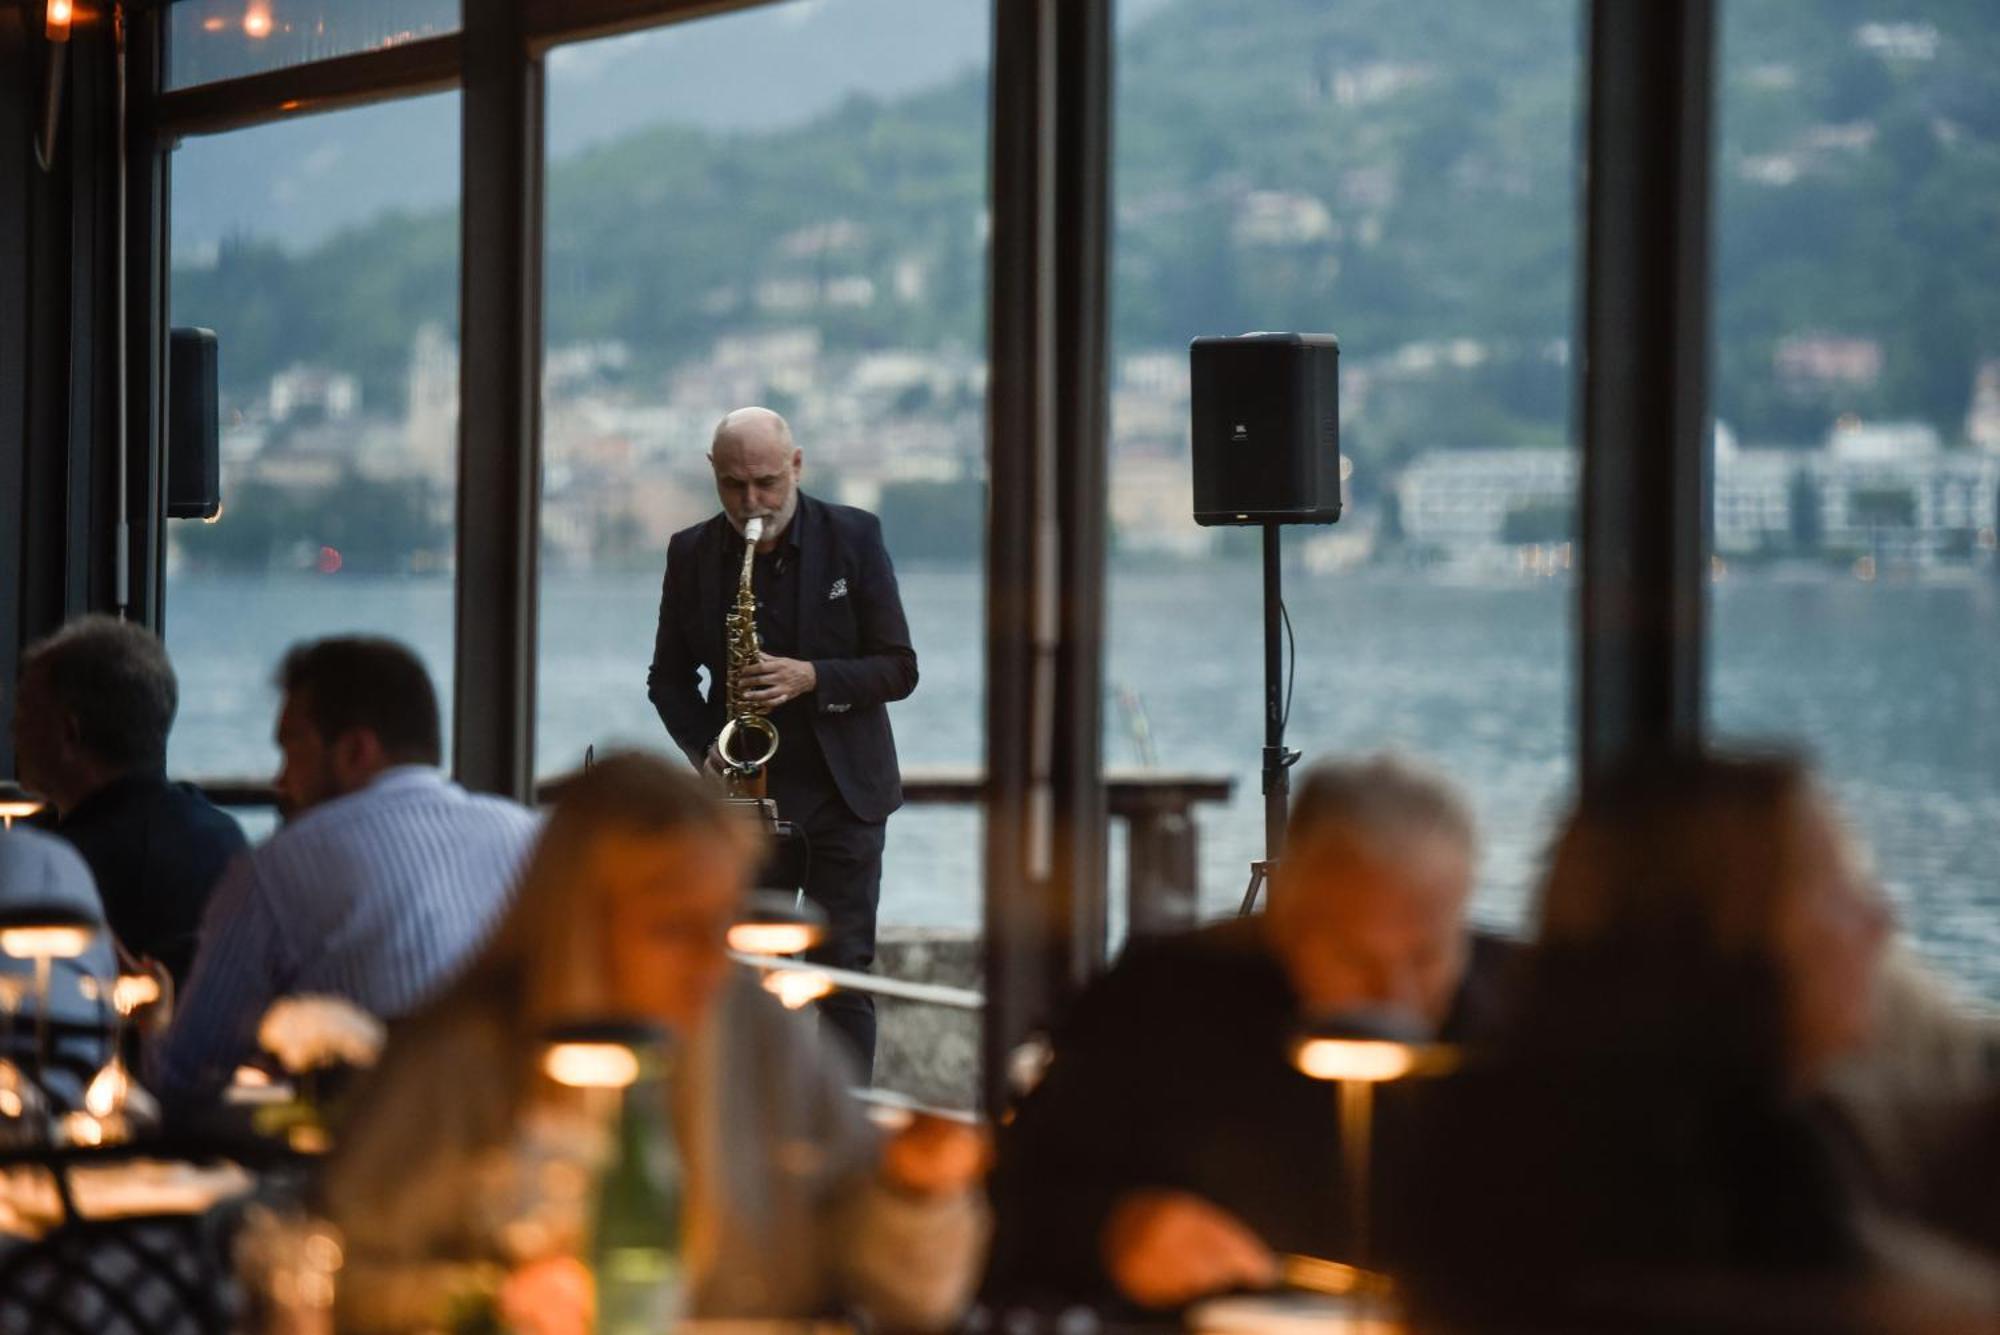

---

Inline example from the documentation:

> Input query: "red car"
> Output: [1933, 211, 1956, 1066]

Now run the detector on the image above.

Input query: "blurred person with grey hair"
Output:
[11, 615, 245, 986]
[983, 754, 1518, 1311]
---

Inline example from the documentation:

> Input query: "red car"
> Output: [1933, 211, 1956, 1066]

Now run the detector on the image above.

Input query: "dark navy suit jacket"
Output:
[647, 493, 917, 824]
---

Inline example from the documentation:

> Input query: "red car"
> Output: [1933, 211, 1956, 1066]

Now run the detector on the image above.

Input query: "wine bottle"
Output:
[590, 1053, 682, 1334]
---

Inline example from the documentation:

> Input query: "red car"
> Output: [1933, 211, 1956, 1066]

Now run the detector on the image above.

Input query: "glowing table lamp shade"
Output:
[1288, 1016, 1461, 1284]
[113, 972, 163, 1015]
[0, 783, 46, 831]
[0, 907, 101, 1110]
[543, 1042, 641, 1091]
[762, 968, 836, 1010]
[539, 1018, 668, 1091]
[726, 891, 827, 958]
[0, 923, 96, 960]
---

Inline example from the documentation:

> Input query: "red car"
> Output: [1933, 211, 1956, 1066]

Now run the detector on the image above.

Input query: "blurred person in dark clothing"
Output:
[1377, 752, 1987, 1315]
[12, 615, 245, 986]
[984, 755, 1515, 1311]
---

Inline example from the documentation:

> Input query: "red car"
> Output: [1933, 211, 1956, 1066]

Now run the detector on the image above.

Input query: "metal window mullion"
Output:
[1576, 0, 1715, 779]
[0, 18, 32, 771]
[453, 1, 543, 799]
[982, 0, 1048, 1116]
[1049, 0, 1111, 987]
[124, 3, 169, 633]
[981, 0, 1112, 1116]
[149, 34, 462, 139]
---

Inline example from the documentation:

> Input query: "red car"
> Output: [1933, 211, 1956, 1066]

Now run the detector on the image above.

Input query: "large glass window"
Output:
[534, 0, 991, 1096]
[1708, 4, 2000, 999]
[1108, 0, 1583, 935]
[167, 0, 459, 90]
[164, 96, 461, 792]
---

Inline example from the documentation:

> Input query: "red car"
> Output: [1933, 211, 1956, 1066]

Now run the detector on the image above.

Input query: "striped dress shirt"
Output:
[150, 766, 540, 1106]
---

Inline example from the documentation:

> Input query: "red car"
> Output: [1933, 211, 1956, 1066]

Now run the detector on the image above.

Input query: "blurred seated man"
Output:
[149, 636, 538, 1109]
[326, 753, 988, 1331]
[12, 615, 245, 987]
[984, 755, 1513, 1311]
[1374, 753, 1997, 1317]
[0, 827, 118, 1110]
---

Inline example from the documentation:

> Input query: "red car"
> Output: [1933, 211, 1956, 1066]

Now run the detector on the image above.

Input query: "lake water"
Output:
[162, 564, 2000, 1002]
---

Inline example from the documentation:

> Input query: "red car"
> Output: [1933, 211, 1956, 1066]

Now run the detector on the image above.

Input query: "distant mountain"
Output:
[169, 0, 2000, 451]
[170, 0, 998, 256]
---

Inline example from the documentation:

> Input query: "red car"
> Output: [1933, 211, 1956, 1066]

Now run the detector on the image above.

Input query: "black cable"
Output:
[1280, 595, 1296, 731]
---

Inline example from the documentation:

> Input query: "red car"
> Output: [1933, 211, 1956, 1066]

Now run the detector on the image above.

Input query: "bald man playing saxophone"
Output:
[649, 407, 919, 1076]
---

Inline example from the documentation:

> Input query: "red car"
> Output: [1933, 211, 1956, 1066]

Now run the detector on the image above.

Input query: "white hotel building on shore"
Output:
[1399, 421, 2000, 567]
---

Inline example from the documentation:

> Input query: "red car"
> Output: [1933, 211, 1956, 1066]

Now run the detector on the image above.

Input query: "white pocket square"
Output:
[828, 578, 848, 601]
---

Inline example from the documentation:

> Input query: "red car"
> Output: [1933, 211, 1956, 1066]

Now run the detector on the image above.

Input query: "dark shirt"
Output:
[1379, 947, 1871, 1303]
[47, 770, 246, 986]
[983, 918, 1519, 1305]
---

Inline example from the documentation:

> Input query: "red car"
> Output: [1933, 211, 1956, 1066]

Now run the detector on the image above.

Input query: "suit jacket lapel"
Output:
[795, 493, 831, 659]
[697, 513, 728, 683]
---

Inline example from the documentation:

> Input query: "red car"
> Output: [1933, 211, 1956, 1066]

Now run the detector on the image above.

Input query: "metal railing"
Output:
[196, 766, 1234, 941]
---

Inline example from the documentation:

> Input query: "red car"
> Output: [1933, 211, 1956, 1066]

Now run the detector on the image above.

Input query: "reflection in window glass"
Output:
[535, 2, 991, 937]
[164, 95, 461, 781]
[1108, 0, 1582, 936]
[1709, 3, 2000, 1000]
[167, 0, 458, 90]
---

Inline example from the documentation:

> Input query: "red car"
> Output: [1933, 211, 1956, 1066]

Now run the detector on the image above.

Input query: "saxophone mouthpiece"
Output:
[744, 516, 766, 544]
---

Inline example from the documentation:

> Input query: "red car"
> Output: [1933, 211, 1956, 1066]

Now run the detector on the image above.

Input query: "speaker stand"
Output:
[1240, 522, 1300, 915]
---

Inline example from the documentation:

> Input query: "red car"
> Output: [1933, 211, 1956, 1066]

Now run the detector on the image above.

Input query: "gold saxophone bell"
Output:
[720, 515, 781, 797]
[717, 713, 780, 774]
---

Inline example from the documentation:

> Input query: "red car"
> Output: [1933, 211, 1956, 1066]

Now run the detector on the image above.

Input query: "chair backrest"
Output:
[0, 1209, 241, 1334]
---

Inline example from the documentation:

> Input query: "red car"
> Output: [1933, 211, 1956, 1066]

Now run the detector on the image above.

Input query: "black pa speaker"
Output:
[1190, 332, 1341, 526]
[167, 327, 221, 520]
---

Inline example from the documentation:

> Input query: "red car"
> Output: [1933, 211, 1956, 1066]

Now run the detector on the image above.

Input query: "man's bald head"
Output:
[708, 406, 803, 546]
[713, 406, 793, 455]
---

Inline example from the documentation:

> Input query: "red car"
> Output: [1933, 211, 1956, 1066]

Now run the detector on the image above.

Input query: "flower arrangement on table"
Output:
[250, 994, 387, 1152]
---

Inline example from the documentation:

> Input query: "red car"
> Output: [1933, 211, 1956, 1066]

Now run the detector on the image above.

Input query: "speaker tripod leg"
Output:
[1238, 859, 1272, 917]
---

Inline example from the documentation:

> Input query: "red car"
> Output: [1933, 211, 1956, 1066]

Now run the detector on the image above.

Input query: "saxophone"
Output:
[714, 516, 781, 797]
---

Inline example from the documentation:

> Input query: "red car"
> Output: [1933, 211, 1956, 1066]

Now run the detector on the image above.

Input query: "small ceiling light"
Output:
[46, 0, 73, 42]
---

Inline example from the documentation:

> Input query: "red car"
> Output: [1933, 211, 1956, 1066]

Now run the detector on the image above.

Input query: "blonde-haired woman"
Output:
[323, 752, 986, 1330]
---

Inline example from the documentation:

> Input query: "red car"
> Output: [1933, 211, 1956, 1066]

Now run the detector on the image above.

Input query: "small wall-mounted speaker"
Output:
[167, 327, 221, 520]
[1190, 332, 1341, 526]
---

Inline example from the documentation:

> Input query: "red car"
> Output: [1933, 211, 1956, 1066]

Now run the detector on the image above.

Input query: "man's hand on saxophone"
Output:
[740, 654, 817, 709]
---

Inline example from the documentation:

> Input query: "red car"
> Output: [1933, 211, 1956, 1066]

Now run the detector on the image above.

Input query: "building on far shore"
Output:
[1396, 448, 1576, 568]
[1403, 419, 2000, 569]
[1715, 420, 2000, 564]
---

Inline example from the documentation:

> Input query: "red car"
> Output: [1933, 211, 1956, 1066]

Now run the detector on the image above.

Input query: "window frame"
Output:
[119, 0, 1716, 1108]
